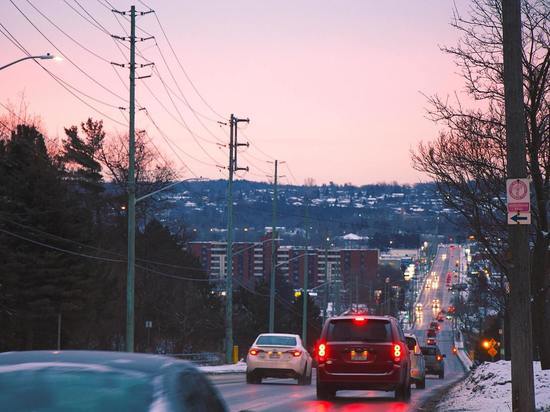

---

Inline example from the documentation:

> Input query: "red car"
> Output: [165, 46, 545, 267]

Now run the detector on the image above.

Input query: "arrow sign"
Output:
[508, 211, 531, 225]
[511, 214, 528, 223]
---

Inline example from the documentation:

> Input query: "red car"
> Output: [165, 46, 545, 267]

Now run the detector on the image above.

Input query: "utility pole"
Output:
[302, 202, 309, 346]
[324, 238, 329, 320]
[225, 114, 249, 364]
[268, 160, 283, 333]
[113, 5, 153, 353]
[335, 272, 341, 315]
[502, 1, 535, 410]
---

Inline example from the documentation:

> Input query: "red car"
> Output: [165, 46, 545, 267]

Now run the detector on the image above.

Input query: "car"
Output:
[430, 321, 440, 331]
[315, 313, 411, 401]
[421, 345, 446, 379]
[405, 333, 426, 389]
[246, 333, 312, 385]
[426, 337, 437, 346]
[0, 350, 227, 411]
[432, 299, 440, 309]
[415, 303, 423, 313]
[427, 328, 437, 338]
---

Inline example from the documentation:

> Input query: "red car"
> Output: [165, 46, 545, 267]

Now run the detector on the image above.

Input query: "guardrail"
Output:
[453, 335, 474, 371]
[169, 352, 225, 366]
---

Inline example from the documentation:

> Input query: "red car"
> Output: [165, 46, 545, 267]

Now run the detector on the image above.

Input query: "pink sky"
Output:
[1, 0, 470, 185]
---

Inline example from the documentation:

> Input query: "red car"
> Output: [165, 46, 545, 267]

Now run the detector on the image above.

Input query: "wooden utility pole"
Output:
[502, 0, 535, 410]
[225, 114, 249, 364]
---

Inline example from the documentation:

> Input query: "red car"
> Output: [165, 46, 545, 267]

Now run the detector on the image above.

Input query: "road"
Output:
[212, 245, 466, 412]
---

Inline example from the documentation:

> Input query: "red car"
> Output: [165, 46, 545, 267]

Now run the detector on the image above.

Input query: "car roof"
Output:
[328, 314, 396, 322]
[257, 333, 299, 337]
[0, 350, 195, 375]
[404, 333, 418, 340]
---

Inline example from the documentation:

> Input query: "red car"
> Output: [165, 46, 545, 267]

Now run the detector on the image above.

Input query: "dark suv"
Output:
[315, 313, 411, 401]
[421, 345, 445, 378]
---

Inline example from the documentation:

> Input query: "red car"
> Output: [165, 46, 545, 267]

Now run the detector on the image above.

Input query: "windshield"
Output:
[0, 365, 154, 412]
[421, 347, 437, 356]
[256, 335, 297, 346]
[327, 319, 392, 342]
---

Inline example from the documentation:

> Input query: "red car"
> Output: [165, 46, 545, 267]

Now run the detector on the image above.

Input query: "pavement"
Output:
[209, 245, 467, 412]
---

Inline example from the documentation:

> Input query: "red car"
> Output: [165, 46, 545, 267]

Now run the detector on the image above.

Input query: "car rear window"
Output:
[0, 365, 153, 411]
[256, 335, 297, 346]
[327, 319, 392, 342]
[421, 347, 437, 356]
[405, 336, 417, 348]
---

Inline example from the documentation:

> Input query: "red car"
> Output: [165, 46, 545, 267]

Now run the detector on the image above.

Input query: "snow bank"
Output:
[438, 361, 550, 411]
[199, 361, 246, 374]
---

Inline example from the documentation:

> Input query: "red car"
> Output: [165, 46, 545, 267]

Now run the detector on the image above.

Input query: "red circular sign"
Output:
[509, 180, 528, 200]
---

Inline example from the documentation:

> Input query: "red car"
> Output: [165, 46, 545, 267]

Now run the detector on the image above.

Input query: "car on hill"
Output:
[0, 350, 227, 411]
[246, 333, 313, 385]
[315, 312, 411, 401]
[421, 345, 445, 379]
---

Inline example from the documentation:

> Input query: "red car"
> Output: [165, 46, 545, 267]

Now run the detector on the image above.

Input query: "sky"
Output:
[0, 0, 471, 185]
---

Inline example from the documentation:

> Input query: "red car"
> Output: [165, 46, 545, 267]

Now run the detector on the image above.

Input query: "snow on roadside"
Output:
[438, 361, 550, 411]
[199, 361, 247, 374]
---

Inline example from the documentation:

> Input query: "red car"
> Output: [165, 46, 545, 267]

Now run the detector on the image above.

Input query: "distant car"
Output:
[421, 345, 445, 379]
[0, 350, 227, 411]
[432, 299, 440, 309]
[405, 334, 425, 389]
[429, 321, 439, 330]
[246, 333, 312, 385]
[426, 338, 437, 346]
[415, 303, 423, 313]
[316, 313, 411, 401]
[427, 328, 437, 338]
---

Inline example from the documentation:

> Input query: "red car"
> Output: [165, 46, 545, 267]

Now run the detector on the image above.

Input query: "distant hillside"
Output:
[155, 180, 467, 249]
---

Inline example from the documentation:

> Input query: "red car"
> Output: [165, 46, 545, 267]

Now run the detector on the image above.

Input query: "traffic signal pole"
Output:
[502, 0, 535, 410]
[268, 160, 278, 333]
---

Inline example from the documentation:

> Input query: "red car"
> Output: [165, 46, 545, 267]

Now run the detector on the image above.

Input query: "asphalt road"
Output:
[212, 245, 466, 412]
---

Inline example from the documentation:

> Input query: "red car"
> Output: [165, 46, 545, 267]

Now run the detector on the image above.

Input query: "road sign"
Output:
[508, 211, 531, 225]
[145, 321, 153, 328]
[507, 178, 530, 212]
[489, 338, 497, 347]
[488, 347, 498, 357]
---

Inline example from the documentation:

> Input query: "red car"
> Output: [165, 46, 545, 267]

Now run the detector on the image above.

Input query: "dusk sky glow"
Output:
[1, 0, 471, 185]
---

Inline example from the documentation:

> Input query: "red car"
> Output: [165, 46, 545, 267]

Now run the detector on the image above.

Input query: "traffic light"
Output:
[294, 290, 302, 298]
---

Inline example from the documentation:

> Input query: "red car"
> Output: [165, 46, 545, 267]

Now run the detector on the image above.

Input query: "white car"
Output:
[405, 333, 426, 389]
[246, 333, 313, 385]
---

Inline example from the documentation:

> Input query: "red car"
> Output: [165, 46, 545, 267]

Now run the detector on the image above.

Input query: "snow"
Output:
[199, 361, 247, 374]
[438, 361, 550, 411]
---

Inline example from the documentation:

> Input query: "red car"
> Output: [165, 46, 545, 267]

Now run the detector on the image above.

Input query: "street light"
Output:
[0, 53, 60, 71]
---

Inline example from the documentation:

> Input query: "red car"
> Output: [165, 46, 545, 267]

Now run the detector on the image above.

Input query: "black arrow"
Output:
[511, 213, 528, 223]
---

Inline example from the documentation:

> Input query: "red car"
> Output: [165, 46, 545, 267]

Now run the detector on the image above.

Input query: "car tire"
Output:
[395, 379, 411, 401]
[416, 377, 426, 389]
[305, 366, 312, 385]
[298, 364, 312, 385]
[316, 382, 335, 400]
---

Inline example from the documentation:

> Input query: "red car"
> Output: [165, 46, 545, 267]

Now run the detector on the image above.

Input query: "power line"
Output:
[138, 0, 226, 121]
[9, 0, 127, 103]
[0, 24, 127, 126]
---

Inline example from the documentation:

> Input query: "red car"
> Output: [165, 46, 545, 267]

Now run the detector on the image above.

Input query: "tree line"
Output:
[0, 115, 321, 355]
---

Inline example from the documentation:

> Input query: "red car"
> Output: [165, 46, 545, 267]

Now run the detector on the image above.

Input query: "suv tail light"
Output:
[436, 354, 443, 361]
[393, 343, 403, 363]
[317, 341, 328, 363]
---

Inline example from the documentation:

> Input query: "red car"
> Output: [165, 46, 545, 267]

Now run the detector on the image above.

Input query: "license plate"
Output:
[269, 353, 280, 359]
[351, 351, 368, 361]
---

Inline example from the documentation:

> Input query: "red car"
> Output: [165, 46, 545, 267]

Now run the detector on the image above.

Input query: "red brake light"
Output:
[249, 348, 259, 356]
[436, 355, 443, 361]
[393, 343, 402, 363]
[317, 342, 328, 362]
[292, 350, 302, 357]
[353, 316, 367, 324]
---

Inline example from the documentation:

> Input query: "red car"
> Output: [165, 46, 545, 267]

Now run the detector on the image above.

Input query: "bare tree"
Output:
[412, 0, 549, 367]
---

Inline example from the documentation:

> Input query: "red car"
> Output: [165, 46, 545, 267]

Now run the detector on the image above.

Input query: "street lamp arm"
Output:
[135, 177, 205, 203]
[0, 54, 54, 71]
